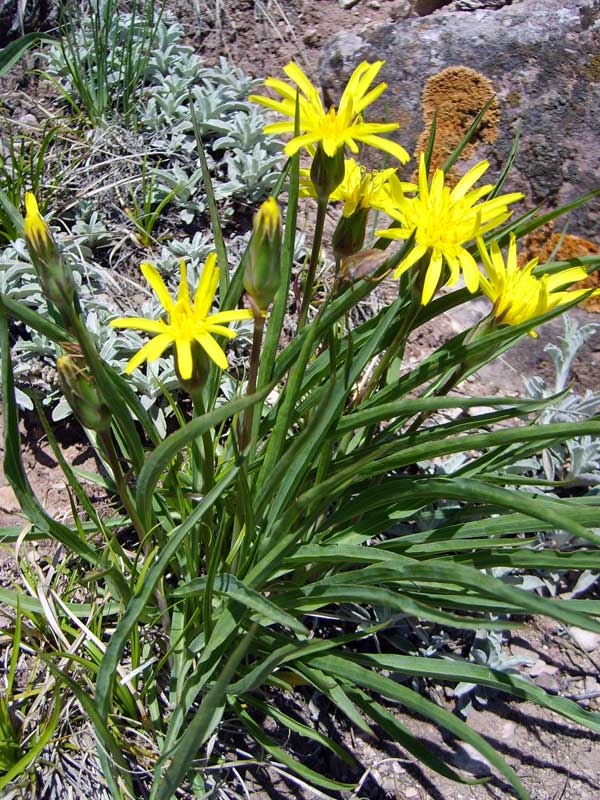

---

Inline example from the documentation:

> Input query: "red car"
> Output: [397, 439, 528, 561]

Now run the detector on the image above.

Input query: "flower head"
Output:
[23, 191, 76, 325]
[244, 196, 282, 311]
[377, 154, 523, 304]
[57, 354, 111, 432]
[111, 254, 253, 379]
[301, 157, 413, 218]
[477, 234, 598, 336]
[249, 60, 409, 163]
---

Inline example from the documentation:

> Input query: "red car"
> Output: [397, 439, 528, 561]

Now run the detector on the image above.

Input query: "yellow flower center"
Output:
[411, 193, 475, 250]
[170, 300, 198, 339]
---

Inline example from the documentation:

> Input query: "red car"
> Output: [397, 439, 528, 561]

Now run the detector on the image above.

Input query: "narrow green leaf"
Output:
[442, 97, 496, 173]
[280, 582, 516, 631]
[309, 654, 528, 800]
[0, 299, 100, 565]
[335, 393, 556, 434]
[0, 292, 72, 342]
[342, 559, 600, 634]
[0, 686, 61, 793]
[234, 702, 356, 792]
[189, 95, 229, 294]
[173, 573, 308, 636]
[135, 387, 269, 528]
[96, 466, 239, 721]
[151, 628, 257, 800]
[246, 695, 354, 765]
[355, 653, 600, 734]
[0, 32, 55, 78]
[350, 688, 484, 786]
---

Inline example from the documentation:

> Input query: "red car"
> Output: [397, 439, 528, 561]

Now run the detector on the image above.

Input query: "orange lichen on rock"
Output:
[520, 226, 600, 313]
[414, 66, 500, 177]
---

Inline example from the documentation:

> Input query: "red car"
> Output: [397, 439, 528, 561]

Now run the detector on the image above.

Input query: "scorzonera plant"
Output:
[2, 59, 600, 800]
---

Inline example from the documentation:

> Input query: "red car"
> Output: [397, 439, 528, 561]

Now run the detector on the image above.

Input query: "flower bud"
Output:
[309, 143, 345, 203]
[244, 197, 282, 311]
[24, 193, 75, 326]
[57, 355, 112, 432]
[332, 207, 368, 260]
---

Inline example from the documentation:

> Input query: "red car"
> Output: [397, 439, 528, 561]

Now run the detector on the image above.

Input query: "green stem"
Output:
[241, 312, 265, 453]
[356, 302, 420, 406]
[191, 390, 215, 493]
[297, 196, 328, 331]
[190, 389, 215, 579]
[99, 430, 171, 642]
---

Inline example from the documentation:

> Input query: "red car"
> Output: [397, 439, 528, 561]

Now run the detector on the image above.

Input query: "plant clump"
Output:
[2, 29, 600, 800]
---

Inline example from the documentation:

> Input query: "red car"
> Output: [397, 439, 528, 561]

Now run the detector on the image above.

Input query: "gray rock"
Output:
[569, 626, 600, 652]
[320, 0, 600, 237]
[444, 0, 515, 10]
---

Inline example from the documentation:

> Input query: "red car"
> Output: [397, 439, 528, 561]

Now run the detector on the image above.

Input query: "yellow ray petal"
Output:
[141, 262, 173, 312]
[177, 261, 191, 307]
[175, 338, 193, 380]
[110, 317, 167, 334]
[450, 161, 490, 202]
[204, 323, 238, 339]
[458, 248, 480, 294]
[353, 135, 409, 164]
[283, 62, 322, 109]
[421, 250, 444, 304]
[194, 253, 218, 318]
[125, 332, 173, 374]
[195, 332, 228, 370]
[546, 267, 588, 291]
[392, 243, 427, 279]
[209, 308, 254, 324]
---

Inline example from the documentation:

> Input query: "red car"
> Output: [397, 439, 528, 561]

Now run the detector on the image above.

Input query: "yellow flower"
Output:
[249, 60, 409, 163]
[111, 254, 253, 379]
[301, 157, 414, 217]
[377, 154, 523, 304]
[477, 234, 598, 336]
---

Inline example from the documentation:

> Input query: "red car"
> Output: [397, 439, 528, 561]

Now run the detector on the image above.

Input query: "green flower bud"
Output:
[57, 355, 112, 432]
[244, 197, 282, 311]
[175, 340, 210, 395]
[309, 144, 345, 203]
[24, 193, 75, 328]
[332, 207, 368, 260]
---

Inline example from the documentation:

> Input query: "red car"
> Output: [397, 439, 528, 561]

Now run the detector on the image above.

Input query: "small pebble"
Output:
[453, 743, 492, 776]
[17, 113, 38, 127]
[303, 28, 319, 46]
[569, 626, 600, 653]
[535, 672, 561, 694]
[528, 658, 559, 678]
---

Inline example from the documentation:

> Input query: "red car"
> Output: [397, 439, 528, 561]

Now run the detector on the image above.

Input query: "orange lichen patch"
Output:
[520, 226, 600, 312]
[414, 66, 500, 181]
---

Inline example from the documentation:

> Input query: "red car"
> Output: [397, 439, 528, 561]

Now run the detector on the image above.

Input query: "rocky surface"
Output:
[0, 0, 60, 46]
[320, 0, 600, 238]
